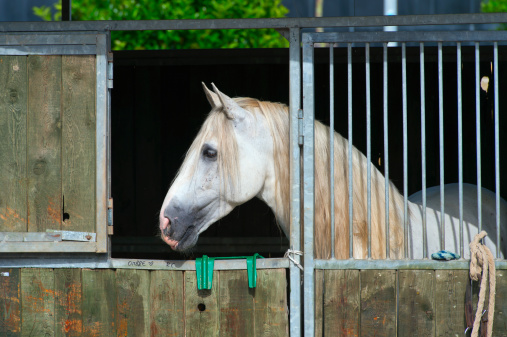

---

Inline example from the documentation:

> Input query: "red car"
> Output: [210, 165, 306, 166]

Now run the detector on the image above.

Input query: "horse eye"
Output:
[203, 148, 217, 160]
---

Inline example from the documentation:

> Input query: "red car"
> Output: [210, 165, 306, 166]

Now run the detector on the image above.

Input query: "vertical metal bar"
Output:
[366, 43, 372, 259]
[62, 0, 71, 21]
[402, 42, 408, 258]
[438, 42, 446, 251]
[330, 44, 335, 259]
[383, 42, 390, 259]
[420, 42, 427, 259]
[457, 42, 464, 254]
[302, 33, 315, 337]
[494, 42, 501, 259]
[348, 43, 354, 259]
[475, 42, 482, 233]
[288, 27, 302, 337]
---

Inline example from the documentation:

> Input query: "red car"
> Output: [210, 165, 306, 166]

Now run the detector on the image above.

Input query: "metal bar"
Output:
[302, 33, 315, 337]
[0, 242, 99, 253]
[402, 43, 408, 258]
[0, 232, 62, 242]
[475, 42, 482, 233]
[438, 42, 446, 251]
[383, 42, 390, 259]
[301, 30, 507, 44]
[0, 45, 97, 55]
[494, 42, 501, 259]
[366, 43, 372, 259]
[62, 0, 71, 21]
[330, 44, 335, 259]
[420, 43, 427, 259]
[2, 13, 507, 32]
[0, 33, 96, 45]
[457, 42, 464, 254]
[348, 43, 354, 259]
[289, 27, 302, 337]
[314, 259, 507, 270]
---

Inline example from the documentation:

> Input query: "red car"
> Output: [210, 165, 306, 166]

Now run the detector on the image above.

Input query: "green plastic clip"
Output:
[195, 253, 264, 290]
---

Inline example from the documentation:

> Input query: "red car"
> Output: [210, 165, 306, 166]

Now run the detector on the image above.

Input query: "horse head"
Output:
[159, 84, 285, 251]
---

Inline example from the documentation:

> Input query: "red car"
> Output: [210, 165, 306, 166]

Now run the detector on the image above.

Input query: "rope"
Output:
[285, 249, 304, 271]
[469, 231, 496, 337]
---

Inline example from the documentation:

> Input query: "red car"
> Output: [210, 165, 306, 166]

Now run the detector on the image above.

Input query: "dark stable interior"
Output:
[111, 47, 507, 260]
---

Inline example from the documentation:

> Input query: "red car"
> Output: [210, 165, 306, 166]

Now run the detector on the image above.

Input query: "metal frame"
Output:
[0, 32, 110, 253]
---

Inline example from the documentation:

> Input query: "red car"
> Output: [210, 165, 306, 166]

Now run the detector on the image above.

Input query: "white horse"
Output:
[159, 83, 506, 259]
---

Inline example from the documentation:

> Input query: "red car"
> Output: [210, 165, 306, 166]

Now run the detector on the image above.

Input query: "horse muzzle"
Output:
[159, 216, 180, 250]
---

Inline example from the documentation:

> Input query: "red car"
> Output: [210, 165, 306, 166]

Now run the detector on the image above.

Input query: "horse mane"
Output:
[181, 96, 405, 259]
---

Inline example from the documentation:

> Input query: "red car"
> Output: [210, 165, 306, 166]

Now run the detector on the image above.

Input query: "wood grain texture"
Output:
[115, 269, 150, 337]
[184, 270, 219, 337]
[61, 55, 96, 233]
[314, 269, 324, 337]
[0, 269, 21, 336]
[150, 270, 184, 337]
[360, 270, 396, 337]
[81, 269, 116, 337]
[324, 269, 360, 337]
[0, 56, 28, 232]
[493, 269, 507, 336]
[27, 55, 62, 232]
[434, 270, 467, 336]
[20, 268, 55, 337]
[54, 269, 82, 337]
[219, 270, 255, 337]
[253, 268, 288, 337]
[398, 270, 435, 336]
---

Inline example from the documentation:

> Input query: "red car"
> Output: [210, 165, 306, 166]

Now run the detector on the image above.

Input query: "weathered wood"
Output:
[435, 270, 467, 336]
[54, 269, 82, 337]
[185, 270, 219, 337]
[27, 55, 62, 232]
[219, 270, 255, 337]
[0, 269, 21, 336]
[323, 270, 361, 337]
[150, 270, 184, 337]
[360, 269, 396, 336]
[61, 55, 96, 233]
[0, 56, 27, 233]
[253, 268, 288, 336]
[314, 269, 324, 337]
[81, 269, 116, 337]
[115, 269, 150, 337]
[21, 268, 55, 337]
[398, 270, 435, 336]
[493, 269, 507, 336]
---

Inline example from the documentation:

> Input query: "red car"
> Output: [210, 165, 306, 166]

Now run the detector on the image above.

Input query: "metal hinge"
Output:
[298, 109, 304, 146]
[107, 198, 114, 235]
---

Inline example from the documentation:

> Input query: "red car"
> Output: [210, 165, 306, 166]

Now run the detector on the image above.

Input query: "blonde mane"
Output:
[180, 97, 405, 259]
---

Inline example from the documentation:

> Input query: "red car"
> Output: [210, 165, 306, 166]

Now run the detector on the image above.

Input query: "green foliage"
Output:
[33, 0, 289, 49]
[481, 0, 507, 29]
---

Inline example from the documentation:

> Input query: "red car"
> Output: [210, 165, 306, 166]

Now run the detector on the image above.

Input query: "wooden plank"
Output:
[253, 269, 288, 336]
[184, 270, 219, 337]
[115, 269, 150, 337]
[61, 55, 96, 233]
[54, 269, 82, 337]
[0, 56, 27, 232]
[81, 269, 116, 337]
[150, 270, 184, 337]
[360, 270, 396, 337]
[219, 270, 255, 337]
[398, 270, 435, 336]
[494, 269, 507, 336]
[0, 269, 21, 336]
[314, 269, 324, 337]
[27, 55, 62, 232]
[20, 268, 55, 337]
[327, 270, 360, 336]
[434, 270, 467, 336]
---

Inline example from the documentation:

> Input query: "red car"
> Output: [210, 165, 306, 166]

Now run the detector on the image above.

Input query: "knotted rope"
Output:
[284, 249, 304, 271]
[469, 231, 496, 337]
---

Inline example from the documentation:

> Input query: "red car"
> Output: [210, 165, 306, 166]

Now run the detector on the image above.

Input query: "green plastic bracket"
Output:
[195, 253, 264, 290]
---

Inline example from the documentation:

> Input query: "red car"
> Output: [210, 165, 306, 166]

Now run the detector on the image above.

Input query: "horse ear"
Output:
[211, 83, 247, 121]
[202, 82, 222, 109]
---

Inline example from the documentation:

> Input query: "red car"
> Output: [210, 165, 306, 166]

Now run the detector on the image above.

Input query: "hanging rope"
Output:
[469, 231, 496, 337]
[285, 248, 304, 271]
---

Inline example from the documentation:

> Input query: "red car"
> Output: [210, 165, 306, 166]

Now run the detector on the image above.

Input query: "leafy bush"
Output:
[481, 0, 507, 29]
[33, 0, 289, 49]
